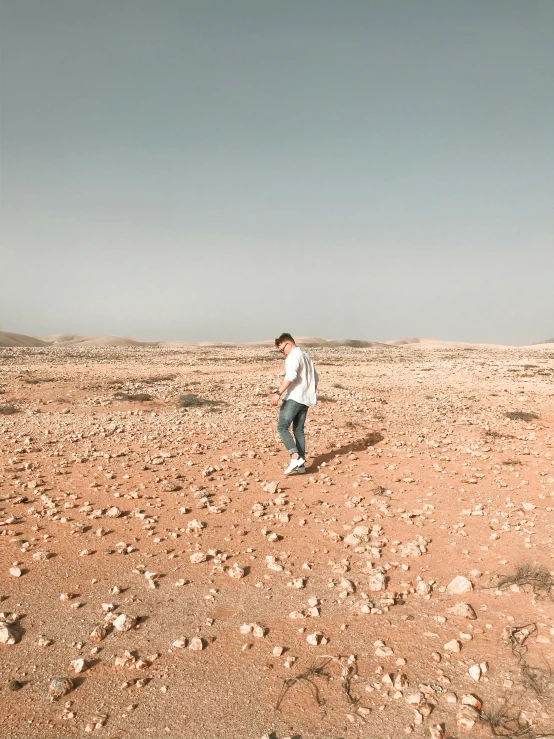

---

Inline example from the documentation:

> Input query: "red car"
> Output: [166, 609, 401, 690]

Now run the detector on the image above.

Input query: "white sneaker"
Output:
[284, 457, 305, 475]
[296, 466, 306, 474]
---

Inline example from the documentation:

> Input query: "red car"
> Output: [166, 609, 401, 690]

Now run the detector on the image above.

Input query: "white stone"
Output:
[344, 534, 361, 547]
[444, 639, 461, 653]
[113, 614, 137, 632]
[70, 658, 87, 673]
[368, 573, 387, 591]
[340, 578, 356, 593]
[0, 622, 19, 645]
[446, 602, 477, 619]
[468, 664, 481, 681]
[446, 576, 473, 595]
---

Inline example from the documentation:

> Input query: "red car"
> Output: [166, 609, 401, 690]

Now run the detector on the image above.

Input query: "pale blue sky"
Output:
[2, 1, 553, 344]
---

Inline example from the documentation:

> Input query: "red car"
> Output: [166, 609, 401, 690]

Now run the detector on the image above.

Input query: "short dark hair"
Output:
[275, 332, 295, 347]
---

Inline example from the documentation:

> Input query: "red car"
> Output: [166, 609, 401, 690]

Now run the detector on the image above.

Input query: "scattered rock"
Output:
[444, 639, 462, 653]
[446, 602, 477, 619]
[48, 676, 74, 701]
[446, 576, 473, 595]
[113, 614, 137, 632]
[0, 622, 19, 645]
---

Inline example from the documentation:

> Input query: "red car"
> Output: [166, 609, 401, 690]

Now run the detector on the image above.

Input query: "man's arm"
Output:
[270, 379, 292, 406]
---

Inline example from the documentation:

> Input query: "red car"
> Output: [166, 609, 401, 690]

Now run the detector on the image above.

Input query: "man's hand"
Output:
[270, 393, 280, 407]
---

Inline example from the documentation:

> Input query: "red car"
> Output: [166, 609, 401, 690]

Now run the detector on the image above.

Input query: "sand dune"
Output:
[386, 337, 513, 349]
[0, 331, 50, 348]
[58, 335, 158, 347]
[2, 331, 552, 350]
[38, 334, 88, 344]
[27, 334, 388, 349]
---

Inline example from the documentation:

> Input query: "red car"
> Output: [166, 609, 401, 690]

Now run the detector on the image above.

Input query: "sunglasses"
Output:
[278, 342, 290, 354]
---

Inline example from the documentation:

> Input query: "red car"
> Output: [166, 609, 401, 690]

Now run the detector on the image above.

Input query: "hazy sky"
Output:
[2, 1, 553, 344]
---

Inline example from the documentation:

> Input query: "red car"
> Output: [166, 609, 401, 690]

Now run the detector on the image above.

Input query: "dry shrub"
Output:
[506, 410, 539, 422]
[113, 392, 152, 402]
[479, 702, 534, 737]
[373, 485, 387, 496]
[496, 565, 553, 599]
[178, 394, 221, 409]
[0, 404, 17, 415]
[23, 377, 56, 384]
[486, 429, 515, 439]
[143, 374, 176, 384]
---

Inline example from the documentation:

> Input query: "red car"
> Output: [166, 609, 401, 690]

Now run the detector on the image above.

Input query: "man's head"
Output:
[275, 332, 296, 357]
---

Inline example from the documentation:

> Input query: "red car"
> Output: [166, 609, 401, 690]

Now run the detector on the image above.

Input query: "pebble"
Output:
[461, 694, 482, 710]
[446, 576, 473, 595]
[0, 622, 19, 645]
[446, 602, 477, 619]
[48, 676, 74, 701]
[428, 725, 445, 739]
[444, 639, 461, 653]
[468, 664, 481, 681]
[89, 624, 110, 642]
[70, 658, 88, 673]
[113, 614, 137, 632]
[306, 632, 321, 646]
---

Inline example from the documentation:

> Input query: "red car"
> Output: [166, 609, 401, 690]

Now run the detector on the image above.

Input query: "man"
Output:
[271, 333, 319, 475]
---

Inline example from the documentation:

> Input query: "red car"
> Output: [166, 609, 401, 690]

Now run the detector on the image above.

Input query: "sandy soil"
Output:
[1, 343, 554, 739]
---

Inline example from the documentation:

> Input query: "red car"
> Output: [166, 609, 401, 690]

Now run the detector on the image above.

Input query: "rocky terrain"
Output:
[1, 343, 554, 739]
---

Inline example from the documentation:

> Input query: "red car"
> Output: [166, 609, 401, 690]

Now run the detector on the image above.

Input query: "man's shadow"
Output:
[306, 431, 384, 471]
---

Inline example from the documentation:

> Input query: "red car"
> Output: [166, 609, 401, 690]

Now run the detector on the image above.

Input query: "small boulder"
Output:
[446, 602, 477, 620]
[48, 676, 74, 701]
[0, 622, 19, 645]
[446, 576, 473, 595]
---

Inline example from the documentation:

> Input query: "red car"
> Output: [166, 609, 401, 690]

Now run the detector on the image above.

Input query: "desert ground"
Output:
[1, 340, 554, 739]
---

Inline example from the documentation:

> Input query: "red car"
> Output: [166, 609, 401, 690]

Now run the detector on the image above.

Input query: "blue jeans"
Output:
[277, 399, 309, 458]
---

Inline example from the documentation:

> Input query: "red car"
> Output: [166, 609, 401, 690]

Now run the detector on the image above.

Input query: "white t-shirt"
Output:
[283, 347, 319, 407]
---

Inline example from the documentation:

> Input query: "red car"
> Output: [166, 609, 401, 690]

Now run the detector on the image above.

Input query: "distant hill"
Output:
[386, 337, 513, 349]
[38, 334, 88, 343]
[2, 333, 389, 349]
[2, 331, 552, 349]
[0, 331, 50, 347]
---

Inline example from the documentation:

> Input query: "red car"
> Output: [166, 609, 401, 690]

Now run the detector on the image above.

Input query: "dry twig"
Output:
[275, 655, 365, 716]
